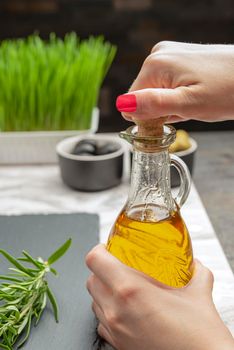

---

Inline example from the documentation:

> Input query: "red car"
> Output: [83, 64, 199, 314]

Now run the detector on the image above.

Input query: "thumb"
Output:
[185, 260, 214, 298]
[116, 88, 186, 121]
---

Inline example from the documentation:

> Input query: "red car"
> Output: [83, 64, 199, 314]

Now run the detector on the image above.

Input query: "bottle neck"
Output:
[126, 147, 175, 222]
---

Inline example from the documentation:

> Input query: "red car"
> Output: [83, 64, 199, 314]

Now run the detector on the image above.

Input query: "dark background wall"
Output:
[1, 0, 234, 132]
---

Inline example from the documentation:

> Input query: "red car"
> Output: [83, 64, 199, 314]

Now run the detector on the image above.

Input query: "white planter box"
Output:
[0, 108, 99, 164]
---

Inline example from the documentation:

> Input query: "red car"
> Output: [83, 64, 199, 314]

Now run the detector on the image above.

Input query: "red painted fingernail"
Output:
[116, 94, 137, 112]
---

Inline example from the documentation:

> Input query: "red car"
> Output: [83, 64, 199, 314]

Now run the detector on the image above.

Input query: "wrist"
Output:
[212, 337, 234, 350]
[202, 327, 234, 350]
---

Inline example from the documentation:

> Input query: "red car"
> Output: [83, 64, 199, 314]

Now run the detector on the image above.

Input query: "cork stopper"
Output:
[135, 117, 167, 137]
[133, 117, 167, 151]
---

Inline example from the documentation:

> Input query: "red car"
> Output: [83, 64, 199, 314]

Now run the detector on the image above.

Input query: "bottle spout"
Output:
[119, 125, 176, 150]
[119, 130, 133, 144]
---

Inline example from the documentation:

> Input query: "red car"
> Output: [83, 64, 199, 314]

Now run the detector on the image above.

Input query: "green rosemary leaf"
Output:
[21, 252, 43, 270]
[5, 285, 28, 292]
[16, 312, 32, 349]
[47, 238, 72, 265]
[0, 307, 9, 313]
[46, 287, 59, 323]
[8, 269, 34, 279]
[0, 277, 22, 283]
[0, 293, 16, 302]
[34, 307, 44, 327]
[16, 259, 28, 263]
[6, 298, 24, 306]
[49, 268, 58, 276]
[0, 251, 33, 277]
[0, 343, 11, 349]
[6, 305, 20, 320]
[5, 305, 19, 313]
[2, 333, 11, 348]
[7, 326, 17, 336]
[17, 314, 30, 336]
[41, 293, 47, 311]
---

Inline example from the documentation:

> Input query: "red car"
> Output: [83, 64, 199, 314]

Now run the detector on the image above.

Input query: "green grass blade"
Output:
[0, 33, 116, 132]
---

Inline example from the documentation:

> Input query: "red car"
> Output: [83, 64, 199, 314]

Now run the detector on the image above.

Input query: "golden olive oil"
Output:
[107, 208, 193, 288]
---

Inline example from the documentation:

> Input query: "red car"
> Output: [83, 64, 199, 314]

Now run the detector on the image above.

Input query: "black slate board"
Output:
[0, 213, 99, 350]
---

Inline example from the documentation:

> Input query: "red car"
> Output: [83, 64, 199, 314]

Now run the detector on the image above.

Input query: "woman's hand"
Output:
[86, 244, 234, 350]
[116, 41, 234, 123]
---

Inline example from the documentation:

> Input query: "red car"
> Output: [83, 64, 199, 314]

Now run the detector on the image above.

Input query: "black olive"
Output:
[95, 143, 119, 155]
[76, 152, 95, 156]
[72, 139, 97, 155]
[78, 139, 97, 148]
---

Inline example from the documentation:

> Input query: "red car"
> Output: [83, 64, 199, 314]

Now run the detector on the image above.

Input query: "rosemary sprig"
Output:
[0, 238, 72, 350]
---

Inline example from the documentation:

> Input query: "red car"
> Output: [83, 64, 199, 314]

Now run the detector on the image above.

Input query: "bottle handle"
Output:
[170, 154, 191, 208]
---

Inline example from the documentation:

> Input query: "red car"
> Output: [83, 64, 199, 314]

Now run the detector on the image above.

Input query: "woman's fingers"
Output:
[98, 323, 115, 347]
[92, 301, 107, 326]
[86, 244, 174, 293]
[86, 246, 214, 301]
[86, 244, 131, 290]
[116, 87, 190, 121]
[87, 273, 110, 310]
[185, 260, 214, 297]
[166, 115, 187, 123]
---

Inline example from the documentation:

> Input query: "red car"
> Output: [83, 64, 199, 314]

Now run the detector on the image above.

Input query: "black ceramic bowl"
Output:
[56, 135, 125, 192]
[171, 137, 197, 187]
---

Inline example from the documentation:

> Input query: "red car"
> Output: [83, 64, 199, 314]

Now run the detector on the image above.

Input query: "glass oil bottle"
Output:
[107, 125, 194, 288]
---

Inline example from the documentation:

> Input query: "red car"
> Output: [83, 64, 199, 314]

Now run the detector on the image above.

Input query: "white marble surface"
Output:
[0, 164, 234, 334]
